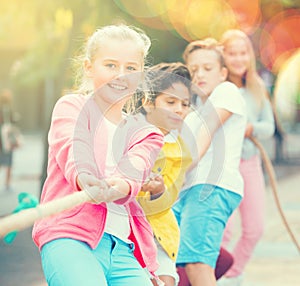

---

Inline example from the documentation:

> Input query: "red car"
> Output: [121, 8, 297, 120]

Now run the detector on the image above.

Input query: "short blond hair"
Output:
[182, 38, 225, 67]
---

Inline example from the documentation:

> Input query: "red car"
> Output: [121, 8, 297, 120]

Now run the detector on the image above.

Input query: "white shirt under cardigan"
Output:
[181, 81, 247, 197]
[102, 117, 131, 242]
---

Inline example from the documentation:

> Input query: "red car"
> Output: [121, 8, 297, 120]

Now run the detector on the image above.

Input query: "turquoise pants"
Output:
[41, 233, 153, 286]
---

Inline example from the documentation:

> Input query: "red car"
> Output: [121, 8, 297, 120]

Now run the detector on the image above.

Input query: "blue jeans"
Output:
[41, 233, 153, 286]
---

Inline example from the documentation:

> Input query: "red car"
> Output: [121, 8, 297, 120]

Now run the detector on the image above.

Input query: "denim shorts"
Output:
[172, 184, 241, 269]
[41, 233, 153, 286]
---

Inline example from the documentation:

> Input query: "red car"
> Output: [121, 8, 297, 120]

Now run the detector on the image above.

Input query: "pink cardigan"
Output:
[32, 93, 164, 274]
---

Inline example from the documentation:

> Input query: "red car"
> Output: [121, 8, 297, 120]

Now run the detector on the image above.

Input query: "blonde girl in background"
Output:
[32, 24, 164, 286]
[219, 29, 275, 286]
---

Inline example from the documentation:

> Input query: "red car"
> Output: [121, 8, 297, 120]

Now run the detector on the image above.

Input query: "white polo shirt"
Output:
[181, 81, 247, 196]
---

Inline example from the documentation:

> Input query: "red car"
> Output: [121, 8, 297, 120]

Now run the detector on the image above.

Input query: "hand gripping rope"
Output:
[0, 139, 299, 255]
[0, 189, 165, 285]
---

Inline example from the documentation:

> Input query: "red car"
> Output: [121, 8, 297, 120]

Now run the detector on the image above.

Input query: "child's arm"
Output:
[188, 107, 232, 172]
[137, 179, 181, 216]
[250, 99, 275, 139]
[138, 156, 190, 215]
[49, 95, 99, 191]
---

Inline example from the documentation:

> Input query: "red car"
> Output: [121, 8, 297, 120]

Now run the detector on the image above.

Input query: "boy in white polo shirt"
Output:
[173, 38, 247, 286]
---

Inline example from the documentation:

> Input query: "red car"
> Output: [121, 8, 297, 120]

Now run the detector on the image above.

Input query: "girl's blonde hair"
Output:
[220, 29, 268, 108]
[74, 24, 151, 94]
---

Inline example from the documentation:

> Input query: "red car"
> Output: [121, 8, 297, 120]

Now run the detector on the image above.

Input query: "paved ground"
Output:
[0, 133, 299, 286]
[0, 133, 46, 286]
[232, 166, 300, 286]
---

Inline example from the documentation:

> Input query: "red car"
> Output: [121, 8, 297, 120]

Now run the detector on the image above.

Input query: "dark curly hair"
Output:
[129, 62, 192, 114]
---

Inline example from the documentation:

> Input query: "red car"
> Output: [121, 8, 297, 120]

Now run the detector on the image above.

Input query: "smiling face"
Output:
[146, 82, 190, 134]
[223, 37, 250, 79]
[85, 38, 143, 113]
[187, 49, 227, 98]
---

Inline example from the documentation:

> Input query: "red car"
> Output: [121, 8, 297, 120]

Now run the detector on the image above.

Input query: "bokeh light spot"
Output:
[113, 0, 176, 18]
[260, 10, 300, 72]
[227, 0, 261, 34]
[274, 49, 300, 124]
[185, 0, 237, 40]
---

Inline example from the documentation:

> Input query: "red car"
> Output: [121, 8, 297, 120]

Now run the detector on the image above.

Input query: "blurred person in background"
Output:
[0, 88, 20, 191]
[219, 29, 275, 286]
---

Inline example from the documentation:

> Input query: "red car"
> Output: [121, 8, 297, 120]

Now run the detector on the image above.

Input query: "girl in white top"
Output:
[172, 38, 247, 286]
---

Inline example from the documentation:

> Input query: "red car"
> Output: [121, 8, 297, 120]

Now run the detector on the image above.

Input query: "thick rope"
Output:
[0, 190, 92, 238]
[1, 137, 299, 255]
[250, 136, 300, 254]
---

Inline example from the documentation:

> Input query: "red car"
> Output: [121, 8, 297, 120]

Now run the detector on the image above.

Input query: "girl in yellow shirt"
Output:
[137, 62, 193, 286]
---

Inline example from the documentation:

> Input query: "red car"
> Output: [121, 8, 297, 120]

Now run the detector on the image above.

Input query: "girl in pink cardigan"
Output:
[32, 24, 164, 286]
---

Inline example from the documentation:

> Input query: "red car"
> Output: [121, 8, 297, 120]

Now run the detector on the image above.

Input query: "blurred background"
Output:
[1, 0, 300, 135]
[0, 1, 300, 285]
